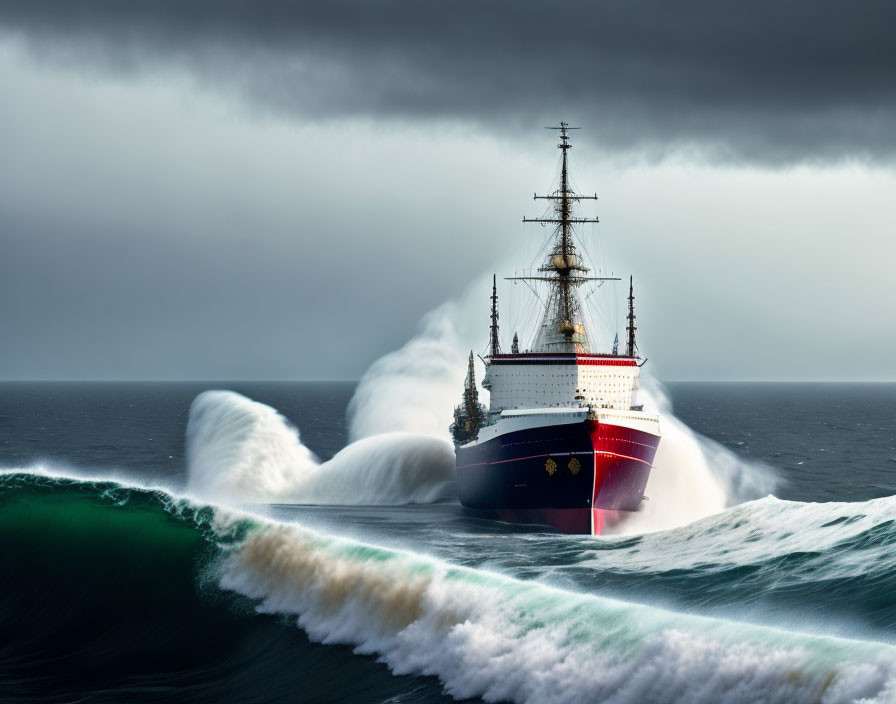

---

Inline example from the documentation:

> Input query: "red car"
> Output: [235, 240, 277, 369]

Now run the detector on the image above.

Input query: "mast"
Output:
[514, 123, 618, 351]
[489, 274, 500, 356]
[512, 332, 520, 354]
[625, 276, 637, 358]
[556, 123, 576, 336]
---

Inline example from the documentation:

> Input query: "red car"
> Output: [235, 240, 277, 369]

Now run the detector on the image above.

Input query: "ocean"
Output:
[2, 381, 896, 703]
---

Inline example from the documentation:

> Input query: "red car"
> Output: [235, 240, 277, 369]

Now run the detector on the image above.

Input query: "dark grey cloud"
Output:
[0, 59, 532, 380]
[2, 3, 895, 382]
[1, 0, 895, 164]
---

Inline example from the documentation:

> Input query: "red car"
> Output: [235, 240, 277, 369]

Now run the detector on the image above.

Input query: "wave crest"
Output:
[186, 390, 455, 505]
[221, 517, 896, 704]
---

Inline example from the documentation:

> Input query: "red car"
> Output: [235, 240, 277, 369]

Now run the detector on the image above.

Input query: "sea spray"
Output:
[187, 390, 320, 501]
[219, 516, 896, 704]
[187, 279, 490, 506]
[347, 276, 493, 442]
[614, 376, 779, 535]
[294, 433, 455, 505]
[347, 302, 468, 442]
[187, 390, 455, 504]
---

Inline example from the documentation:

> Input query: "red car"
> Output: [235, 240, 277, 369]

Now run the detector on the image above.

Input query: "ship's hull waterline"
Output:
[456, 419, 660, 535]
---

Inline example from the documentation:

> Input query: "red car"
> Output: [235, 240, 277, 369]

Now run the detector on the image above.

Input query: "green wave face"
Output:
[5, 472, 896, 704]
[0, 473, 452, 704]
[0, 475, 241, 689]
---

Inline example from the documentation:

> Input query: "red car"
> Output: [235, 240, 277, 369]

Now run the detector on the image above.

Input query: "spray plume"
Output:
[187, 272, 776, 533]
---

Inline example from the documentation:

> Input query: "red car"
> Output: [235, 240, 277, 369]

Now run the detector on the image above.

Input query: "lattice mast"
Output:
[509, 123, 619, 349]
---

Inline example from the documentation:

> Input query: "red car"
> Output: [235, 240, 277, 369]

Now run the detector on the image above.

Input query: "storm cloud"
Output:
[2, 0, 895, 164]
[1, 3, 894, 381]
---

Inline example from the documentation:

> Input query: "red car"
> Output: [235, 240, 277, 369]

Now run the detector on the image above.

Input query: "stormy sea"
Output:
[2, 380, 896, 703]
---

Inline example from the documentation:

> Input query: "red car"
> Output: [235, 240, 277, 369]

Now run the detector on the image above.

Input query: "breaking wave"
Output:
[185, 297, 474, 507]
[224, 519, 896, 704]
[187, 390, 455, 505]
[5, 471, 896, 704]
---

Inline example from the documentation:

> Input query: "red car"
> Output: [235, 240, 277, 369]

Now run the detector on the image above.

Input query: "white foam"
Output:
[219, 518, 896, 704]
[185, 281, 488, 507]
[347, 293, 486, 442]
[590, 491, 896, 586]
[186, 390, 455, 505]
[186, 390, 320, 502]
[613, 376, 779, 535]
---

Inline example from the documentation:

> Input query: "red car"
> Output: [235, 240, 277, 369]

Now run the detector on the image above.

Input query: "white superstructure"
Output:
[483, 356, 640, 413]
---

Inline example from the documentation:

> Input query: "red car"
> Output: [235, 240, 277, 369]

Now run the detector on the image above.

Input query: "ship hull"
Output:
[456, 418, 659, 535]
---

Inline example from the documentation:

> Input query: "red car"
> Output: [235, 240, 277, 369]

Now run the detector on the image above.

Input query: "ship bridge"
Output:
[484, 352, 640, 414]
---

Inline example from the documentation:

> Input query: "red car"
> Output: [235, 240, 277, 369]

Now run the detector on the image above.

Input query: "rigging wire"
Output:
[507, 141, 627, 354]
[570, 147, 626, 351]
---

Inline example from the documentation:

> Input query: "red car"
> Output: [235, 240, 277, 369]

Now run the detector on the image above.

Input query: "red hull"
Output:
[456, 418, 660, 535]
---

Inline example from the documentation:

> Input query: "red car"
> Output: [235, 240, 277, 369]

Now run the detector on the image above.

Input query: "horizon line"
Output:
[1, 378, 894, 384]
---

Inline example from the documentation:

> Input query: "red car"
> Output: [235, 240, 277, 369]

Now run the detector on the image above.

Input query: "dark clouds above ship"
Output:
[2, 1, 895, 382]
[2, 0, 895, 164]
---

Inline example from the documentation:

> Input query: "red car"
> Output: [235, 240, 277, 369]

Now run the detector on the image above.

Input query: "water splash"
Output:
[347, 275, 492, 442]
[187, 390, 455, 505]
[616, 376, 779, 534]
[187, 390, 320, 501]
[347, 303, 466, 442]
[187, 280, 488, 507]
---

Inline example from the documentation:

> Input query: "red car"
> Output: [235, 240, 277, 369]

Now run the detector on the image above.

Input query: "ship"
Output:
[451, 123, 661, 535]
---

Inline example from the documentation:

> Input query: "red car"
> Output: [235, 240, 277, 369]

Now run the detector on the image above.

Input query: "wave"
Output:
[561, 492, 896, 638]
[187, 390, 455, 505]
[0, 472, 449, 703]
[4, 471, 896, 703]
[588, 491, 896, 599]
[224, 519, 896, 704]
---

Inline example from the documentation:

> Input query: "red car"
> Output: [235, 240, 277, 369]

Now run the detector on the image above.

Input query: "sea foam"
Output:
[219, 516, 896, 704]
[186, 390, 455, 505]
[611, 375, 779, 535]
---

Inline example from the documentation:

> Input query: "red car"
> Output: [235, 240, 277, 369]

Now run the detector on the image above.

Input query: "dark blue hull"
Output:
[455, 418, 659, 534]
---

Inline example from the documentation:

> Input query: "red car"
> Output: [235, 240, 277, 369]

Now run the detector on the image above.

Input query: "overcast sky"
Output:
[1, 1, 894, 381]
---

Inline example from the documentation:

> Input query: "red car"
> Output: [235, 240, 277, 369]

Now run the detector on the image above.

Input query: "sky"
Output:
[0, 1, 894, 381]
